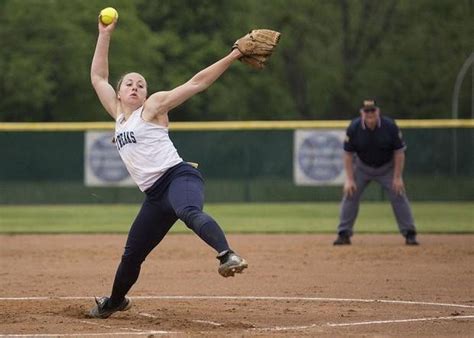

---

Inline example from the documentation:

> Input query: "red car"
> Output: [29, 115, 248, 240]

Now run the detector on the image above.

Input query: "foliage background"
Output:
[0, 0, 472, 122]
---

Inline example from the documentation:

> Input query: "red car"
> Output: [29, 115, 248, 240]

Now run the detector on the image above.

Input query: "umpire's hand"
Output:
[392, 177, 405, 195]
[344, 179, 357, 197]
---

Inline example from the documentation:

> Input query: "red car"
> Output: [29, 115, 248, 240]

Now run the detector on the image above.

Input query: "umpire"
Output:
[333, 99, 419, 245]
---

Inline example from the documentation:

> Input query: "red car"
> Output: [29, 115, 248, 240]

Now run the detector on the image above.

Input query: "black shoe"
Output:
[405, 234, 419, 245]
[89, 296, 132, 319]
[217, 250, 248, 277]
[333, 235, 351, 245]
[405, 230, 419, 245]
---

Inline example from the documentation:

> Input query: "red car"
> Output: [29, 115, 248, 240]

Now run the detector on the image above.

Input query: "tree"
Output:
[331, 0, 398, 118]
[0, 0, 471, 121]
[0, 0, 160, 121]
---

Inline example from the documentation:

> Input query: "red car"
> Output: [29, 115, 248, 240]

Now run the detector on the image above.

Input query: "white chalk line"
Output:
[0, 332, 176, 337]
[78, 319, 179, 335]
[327, 315, 474, 327]
[139, 312, 222, 327]
[138, 312, 158, 319]
[139, 311, 223, 326]
[140, 311, 222, 326]
[1, 295, 473, 309]
[252, 323, 319, 332]
[192, 319, 223, 326]
[3, 318, 179, 337]
[79, 320, 143, 332]
[252, 315, 474, 332]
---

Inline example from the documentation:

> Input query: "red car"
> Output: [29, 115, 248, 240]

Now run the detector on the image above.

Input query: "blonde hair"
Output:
[116, 74, 127, 92]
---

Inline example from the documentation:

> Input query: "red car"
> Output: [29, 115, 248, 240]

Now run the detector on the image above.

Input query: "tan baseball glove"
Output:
[233, 29, 281, 69]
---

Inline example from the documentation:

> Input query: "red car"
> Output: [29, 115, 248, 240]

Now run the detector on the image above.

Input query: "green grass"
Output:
[0, 202, 472, 234]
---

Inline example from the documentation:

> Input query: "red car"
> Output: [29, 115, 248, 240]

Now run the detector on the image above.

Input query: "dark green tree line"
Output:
[0, 0, 472, 122]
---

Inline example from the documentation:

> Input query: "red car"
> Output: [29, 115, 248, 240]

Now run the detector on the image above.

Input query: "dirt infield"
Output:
[1, 234, 473, 337]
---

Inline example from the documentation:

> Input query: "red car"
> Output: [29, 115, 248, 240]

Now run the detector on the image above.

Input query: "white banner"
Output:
[293, 129, 346, 186]
[84, 131, 134, 187]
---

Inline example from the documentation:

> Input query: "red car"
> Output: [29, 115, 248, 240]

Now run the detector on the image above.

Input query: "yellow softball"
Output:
[99, 7, 118, 25]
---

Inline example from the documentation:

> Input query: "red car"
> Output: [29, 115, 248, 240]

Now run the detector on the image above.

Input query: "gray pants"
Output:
[337, 158, 416, 237]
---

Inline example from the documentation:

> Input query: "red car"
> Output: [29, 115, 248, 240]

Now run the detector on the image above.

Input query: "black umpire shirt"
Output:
[344, 116, 406, 168]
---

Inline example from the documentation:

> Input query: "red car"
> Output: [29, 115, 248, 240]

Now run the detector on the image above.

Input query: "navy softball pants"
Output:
[108, 163, 230, 307]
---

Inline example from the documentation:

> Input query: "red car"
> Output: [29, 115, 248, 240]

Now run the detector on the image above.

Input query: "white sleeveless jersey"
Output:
[115, 106, 183, 191]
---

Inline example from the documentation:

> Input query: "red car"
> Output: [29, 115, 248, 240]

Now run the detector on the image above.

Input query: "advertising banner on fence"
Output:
[293, 129, 346, 186]
[84, 131, 134, 187]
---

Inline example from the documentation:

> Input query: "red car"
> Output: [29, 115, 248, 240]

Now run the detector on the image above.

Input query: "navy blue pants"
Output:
[109, 162, 230, 306]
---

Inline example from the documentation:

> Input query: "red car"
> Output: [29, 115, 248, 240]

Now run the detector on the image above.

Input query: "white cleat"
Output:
[217, 250, 248, 277]
[89, 296, 132, 319]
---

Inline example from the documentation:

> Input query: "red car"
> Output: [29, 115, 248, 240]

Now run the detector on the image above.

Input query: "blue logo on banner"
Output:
[89, 134, 129, 182]
[298, 133, 344, 181]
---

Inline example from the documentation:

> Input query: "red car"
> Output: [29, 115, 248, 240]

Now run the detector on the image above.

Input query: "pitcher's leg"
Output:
[167, 173, 229, 253]
[168, 172, 247, 277]
[109, 198, 177, 307]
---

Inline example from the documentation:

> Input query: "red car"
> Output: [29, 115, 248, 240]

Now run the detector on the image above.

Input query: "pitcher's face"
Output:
[118, 73, 147, 107]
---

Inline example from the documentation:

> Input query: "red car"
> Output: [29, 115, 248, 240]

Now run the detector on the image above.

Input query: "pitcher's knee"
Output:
[176, 206, 212, 231]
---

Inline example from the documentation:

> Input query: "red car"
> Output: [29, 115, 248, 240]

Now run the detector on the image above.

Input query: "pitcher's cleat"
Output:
[89, 296, 132, 319]
[217, 250, 248, 277]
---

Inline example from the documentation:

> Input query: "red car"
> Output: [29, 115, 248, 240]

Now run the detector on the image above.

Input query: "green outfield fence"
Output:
[0, 119, 473, 204]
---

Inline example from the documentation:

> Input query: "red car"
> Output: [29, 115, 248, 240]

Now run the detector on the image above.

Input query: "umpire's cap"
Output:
[361, 99, 379, 112]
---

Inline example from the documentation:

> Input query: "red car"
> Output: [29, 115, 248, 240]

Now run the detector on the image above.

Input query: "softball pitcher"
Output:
[88, 13, 279, 318]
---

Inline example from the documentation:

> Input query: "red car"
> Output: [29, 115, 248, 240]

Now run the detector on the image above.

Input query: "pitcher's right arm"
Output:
[91, 18, 118, 119]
